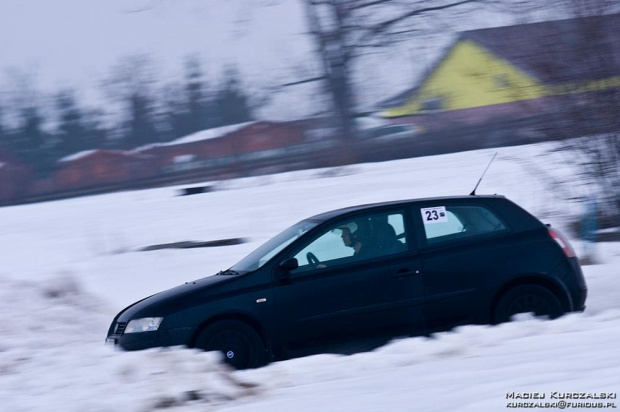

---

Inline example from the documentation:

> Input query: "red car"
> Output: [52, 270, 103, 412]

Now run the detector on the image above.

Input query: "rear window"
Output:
[418, 204, 508, 245]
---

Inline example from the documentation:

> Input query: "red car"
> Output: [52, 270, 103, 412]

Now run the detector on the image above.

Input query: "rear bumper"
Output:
[569, 257, 587, 312]
[550, 257, 587, 313]
[575, 287, 587, 312]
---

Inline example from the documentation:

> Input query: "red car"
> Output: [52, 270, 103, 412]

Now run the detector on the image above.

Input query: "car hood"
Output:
[116, 274, 236, 323]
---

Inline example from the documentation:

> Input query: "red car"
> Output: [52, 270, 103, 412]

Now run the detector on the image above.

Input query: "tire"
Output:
[493, 284, 565, 324]
[194, 320, 267, 370]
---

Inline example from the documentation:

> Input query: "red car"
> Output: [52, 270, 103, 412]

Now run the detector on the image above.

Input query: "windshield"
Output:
[231, 220, 319, 272]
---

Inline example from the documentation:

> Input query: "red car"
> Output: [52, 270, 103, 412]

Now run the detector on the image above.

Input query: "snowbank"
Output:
[229, 311, 620, 411]
[0, 273, 261, 412]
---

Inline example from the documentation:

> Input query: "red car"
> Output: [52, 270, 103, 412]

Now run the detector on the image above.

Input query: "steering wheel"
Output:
[306, 252, 321, 266]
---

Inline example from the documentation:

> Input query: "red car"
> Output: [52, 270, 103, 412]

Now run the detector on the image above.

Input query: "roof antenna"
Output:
[470, 152, 498, 196]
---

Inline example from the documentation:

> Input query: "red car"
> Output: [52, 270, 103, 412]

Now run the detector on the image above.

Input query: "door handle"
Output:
[392, 268, 420, 278]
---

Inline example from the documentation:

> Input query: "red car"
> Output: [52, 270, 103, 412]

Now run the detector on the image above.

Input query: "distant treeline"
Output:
[0, 56, 255, 177]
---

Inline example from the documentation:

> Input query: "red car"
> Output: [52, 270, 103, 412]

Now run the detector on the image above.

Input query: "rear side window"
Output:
[418, 204, 507, 245]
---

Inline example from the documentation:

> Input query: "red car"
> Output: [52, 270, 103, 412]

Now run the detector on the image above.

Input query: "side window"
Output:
[418, 205, 507, 246]
[423, 210, 464, 239]
[291, 211, 408, 273]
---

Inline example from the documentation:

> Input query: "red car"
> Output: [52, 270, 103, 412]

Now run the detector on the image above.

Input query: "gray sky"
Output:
[0, 0, 513, 121]
[0, 0, 319, 118]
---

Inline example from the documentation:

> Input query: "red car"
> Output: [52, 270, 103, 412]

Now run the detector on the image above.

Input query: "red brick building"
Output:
[137, 121, 315, 178]
[2, 120, 329, 205]
[54, 150, 156, 191]
[0, 151, 32, 203]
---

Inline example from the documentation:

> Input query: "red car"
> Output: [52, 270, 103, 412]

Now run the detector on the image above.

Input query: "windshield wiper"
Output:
[217, 269, 239, 276]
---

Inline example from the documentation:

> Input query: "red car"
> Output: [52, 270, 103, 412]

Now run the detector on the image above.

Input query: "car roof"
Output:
[308, 195, 506, 221]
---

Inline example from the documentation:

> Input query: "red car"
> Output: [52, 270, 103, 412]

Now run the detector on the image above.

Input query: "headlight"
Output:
[125, 317, 163, 333]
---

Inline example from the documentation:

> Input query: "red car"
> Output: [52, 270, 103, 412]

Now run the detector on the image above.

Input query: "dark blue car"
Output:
[107, 195, 587, 369]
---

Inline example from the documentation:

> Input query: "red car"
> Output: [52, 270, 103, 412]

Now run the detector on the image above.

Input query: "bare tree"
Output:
[292, 0, 489, 165]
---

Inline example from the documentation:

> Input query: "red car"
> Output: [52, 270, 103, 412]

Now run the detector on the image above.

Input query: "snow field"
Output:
[0, 142, 618, 411]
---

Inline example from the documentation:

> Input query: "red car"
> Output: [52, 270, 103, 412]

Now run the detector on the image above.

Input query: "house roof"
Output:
[462, 12, 620, 84]
[132, 121, 257, 153]
[59, 149, 151, 163]
[378, 12, 620, 110]
[59, 150, 98, 163]
[163, 121, 256, 146]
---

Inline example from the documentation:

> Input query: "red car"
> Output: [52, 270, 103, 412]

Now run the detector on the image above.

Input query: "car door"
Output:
[413, 201, 513, 331]
[272, 209, 425, 350]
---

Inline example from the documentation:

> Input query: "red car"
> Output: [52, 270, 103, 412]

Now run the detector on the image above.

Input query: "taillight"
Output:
[548, 227, 576, 258]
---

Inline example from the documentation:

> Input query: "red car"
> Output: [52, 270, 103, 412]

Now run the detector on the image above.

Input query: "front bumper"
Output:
[106, 331, 162, 351]
[106, 325, 194, 351]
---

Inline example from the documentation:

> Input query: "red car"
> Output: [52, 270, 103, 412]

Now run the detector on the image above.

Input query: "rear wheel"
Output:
[195, 320, 267, 369]
[493, 284, 564, 324]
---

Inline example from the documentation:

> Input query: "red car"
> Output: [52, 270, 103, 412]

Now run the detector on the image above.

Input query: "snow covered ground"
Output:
[1, 142, 619, 411]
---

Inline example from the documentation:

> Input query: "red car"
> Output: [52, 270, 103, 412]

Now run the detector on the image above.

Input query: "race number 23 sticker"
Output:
[421, 206, 448, 224]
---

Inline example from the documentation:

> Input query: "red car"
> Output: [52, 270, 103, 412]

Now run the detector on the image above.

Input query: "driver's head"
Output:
[341, 227, 353, 247]
[337, 222, 357, 247]
[338, 221, 369, 248]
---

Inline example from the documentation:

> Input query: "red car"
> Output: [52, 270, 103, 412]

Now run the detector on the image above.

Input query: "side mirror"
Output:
[279, 257, 298, 271]
[277, 258, 298, 284]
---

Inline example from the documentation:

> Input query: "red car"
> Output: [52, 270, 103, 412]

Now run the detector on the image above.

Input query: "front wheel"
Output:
[493, 284, 565, 324]
[194, 320, 267, 369]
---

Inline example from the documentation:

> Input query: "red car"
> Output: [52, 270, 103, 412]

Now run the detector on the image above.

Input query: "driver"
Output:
[314, 221, 375, 269]
[338, 222, 374, 259]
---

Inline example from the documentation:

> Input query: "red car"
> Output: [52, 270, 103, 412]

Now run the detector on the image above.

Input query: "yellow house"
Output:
[380, 13, 620, 118]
